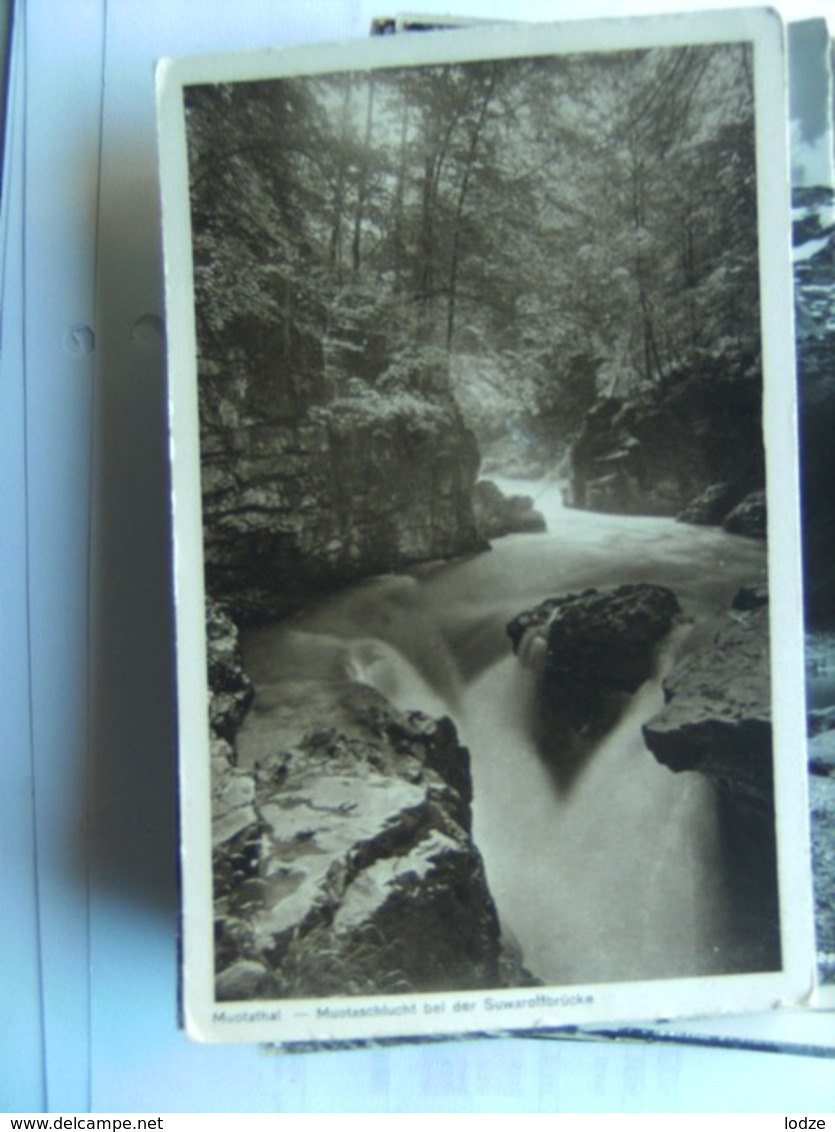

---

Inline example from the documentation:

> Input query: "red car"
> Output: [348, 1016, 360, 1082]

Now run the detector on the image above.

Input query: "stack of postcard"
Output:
[156, 6, 833, 1046]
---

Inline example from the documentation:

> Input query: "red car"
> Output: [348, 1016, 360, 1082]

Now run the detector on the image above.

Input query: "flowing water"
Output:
[238, 479, 772, 986]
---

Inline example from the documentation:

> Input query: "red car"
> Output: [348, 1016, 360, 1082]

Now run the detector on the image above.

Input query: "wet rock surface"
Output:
[472, 478, 546, 540]
[642, 602, 772, 821]
[722, 490, 767, 539]
[676, 486, 767, 539]
[508, 583, 681, 737]
[507, 584, 681, 782]
[198, 303, 486, 625]
[212, 678, 509, 1000]
[567, 363, 764, 520]
[642, 593, 781, 969]
[207, 599, 254, 745]
[677, 481, 743, 526]
[207, 600, 260, 848]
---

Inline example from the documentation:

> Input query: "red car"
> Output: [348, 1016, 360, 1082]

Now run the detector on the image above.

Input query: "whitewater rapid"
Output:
[238, 479, 770, 985]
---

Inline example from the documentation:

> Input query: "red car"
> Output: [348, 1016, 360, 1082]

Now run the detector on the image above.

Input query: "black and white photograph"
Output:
[789, 18, 835, 1001]
[158, 10, 814, 1043]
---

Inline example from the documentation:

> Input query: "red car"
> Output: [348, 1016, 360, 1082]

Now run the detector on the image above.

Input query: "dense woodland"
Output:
[186, 43, 760, 469]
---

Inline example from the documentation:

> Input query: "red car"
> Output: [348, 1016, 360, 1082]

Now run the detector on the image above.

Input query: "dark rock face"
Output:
[198, 298, 486, 624]
[212, 676, 507, 1000]
[202, 390, 486, 624]
[642, 602, 772, 822]
[206, 599, 261, 864]
[472, 478, 546, 540]
[723, 490, 767, 539]
[677, 484, 767, 538]
[507, 584, 681, 752]
[642, 596, 780, 968]
[677, 481, 742, 526]
[731, 583, 769, 612]
[567, 363, 763, 518]
[207, 599, 254, 746]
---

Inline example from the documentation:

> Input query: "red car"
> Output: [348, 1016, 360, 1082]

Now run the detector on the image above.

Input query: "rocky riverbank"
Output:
[472, 479, 546, 540]
[201, 380, 486, 625]
[566, 361, 764, 526]
[505, 581, 775, 829]
[207, 598, 531, 1000]
[642, 588, 780, 969]
[506, 583, 682, 779]
[642, 593, 773, 825]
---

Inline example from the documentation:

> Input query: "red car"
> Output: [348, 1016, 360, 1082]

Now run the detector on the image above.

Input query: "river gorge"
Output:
[219, 477, 778, 997]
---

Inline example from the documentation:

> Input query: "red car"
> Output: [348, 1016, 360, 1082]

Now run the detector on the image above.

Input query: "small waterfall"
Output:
[460, 629, 734, 985]
[238, 480, 770, 984]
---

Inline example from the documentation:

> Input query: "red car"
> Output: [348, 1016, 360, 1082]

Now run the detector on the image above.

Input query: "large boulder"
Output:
[206, 599, 254, 746]
[723, 490, 767, 539]
[677, 481, 743, 526]
[472, 479, 546, 540]
[642, 596, 780, 966]
[567, 361, 764, 518]
[642, 602, 772, 822]
[213, 682, 508, 999]
[507, 584, 681, 760]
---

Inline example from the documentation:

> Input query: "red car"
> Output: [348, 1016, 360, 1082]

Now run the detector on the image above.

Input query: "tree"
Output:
[184, 41, 761, 463]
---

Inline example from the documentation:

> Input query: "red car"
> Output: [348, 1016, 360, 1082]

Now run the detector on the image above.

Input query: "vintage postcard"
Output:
[157, 8, 815, 1043]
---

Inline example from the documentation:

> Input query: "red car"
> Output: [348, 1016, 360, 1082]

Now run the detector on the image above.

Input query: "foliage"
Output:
[185, 42, 760, 462]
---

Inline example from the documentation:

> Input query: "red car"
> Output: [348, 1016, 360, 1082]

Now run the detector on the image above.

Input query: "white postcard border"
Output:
[157, 6, 816, 1045]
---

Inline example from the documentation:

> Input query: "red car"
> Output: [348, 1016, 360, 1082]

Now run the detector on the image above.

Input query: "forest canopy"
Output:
[185, 42, 759, 463]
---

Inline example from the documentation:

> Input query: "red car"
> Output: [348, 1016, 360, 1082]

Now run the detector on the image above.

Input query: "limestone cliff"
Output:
[206, 599, 513, 1000]
[642, 599, 773, 824]
[641, 592, 780, 967]
[472, 479, 546, 540]
[212, 684, 506, 1001]
[199, 323, 486, 624]
[566, 360, 763, 521]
